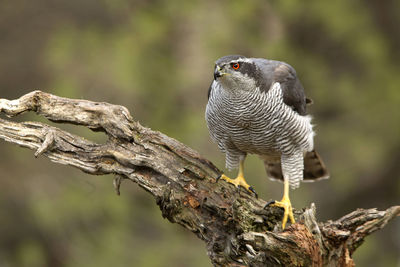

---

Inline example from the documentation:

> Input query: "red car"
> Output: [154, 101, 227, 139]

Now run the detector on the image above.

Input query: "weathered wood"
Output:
[0, 91, 398, 266]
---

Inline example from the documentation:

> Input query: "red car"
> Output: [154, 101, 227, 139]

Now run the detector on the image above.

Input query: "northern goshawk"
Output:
[205, 55, 329, 229]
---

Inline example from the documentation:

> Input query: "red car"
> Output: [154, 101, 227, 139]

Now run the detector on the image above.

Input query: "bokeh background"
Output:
[0, 0, 399, 266]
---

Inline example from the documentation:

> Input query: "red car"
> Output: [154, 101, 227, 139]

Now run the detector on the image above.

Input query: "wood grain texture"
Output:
[1, 91, 399, 266]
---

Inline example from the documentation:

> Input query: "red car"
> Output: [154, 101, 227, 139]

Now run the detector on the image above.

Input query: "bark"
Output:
[0, 91, 398, 267]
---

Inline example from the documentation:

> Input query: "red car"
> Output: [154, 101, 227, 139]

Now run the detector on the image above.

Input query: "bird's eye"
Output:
[231, 63, 240, 70]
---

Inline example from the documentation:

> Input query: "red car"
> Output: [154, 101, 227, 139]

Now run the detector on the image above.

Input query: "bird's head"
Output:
[213, 55, 259, 92]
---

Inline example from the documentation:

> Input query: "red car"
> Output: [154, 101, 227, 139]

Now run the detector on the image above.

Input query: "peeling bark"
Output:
[0, 91, 399, 266]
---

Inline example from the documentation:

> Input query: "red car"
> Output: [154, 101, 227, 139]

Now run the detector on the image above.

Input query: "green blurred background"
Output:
[0, 0, 399, 266]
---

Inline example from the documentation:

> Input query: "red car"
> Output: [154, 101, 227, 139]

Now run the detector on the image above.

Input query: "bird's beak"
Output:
[214, 69, 221, 80]
[214, 66, 223, 80]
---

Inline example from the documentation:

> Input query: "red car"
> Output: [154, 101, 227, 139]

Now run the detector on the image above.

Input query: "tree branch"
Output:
[0, 91, 398, 266]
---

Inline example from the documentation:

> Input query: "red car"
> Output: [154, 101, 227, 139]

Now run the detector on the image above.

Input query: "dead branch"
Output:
[0, 91, 398, 267]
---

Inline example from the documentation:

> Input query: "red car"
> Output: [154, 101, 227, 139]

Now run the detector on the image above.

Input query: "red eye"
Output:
[231, 63, 240, 70]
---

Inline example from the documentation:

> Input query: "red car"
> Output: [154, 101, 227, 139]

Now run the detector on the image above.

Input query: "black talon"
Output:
[249, 186, 258, 198]
[216, 174, 222, 182]
[264, 200, 276, 209]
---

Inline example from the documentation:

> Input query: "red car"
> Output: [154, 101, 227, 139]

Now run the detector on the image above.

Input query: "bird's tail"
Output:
[262, 150, 329, 183]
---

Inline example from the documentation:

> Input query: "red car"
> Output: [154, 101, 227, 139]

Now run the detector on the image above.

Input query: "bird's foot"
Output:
[217, 174, 258, 198]
[264, 196, 295, 229]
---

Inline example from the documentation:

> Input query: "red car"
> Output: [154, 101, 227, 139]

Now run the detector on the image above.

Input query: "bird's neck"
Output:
[217, 81, 252, 98]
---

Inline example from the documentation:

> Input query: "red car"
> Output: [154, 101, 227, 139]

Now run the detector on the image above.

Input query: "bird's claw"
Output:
[248, 186, 258, 198]
[264, 198, 295, 229]
[264, 200, 276, 208]
[217, 174, 257, 197]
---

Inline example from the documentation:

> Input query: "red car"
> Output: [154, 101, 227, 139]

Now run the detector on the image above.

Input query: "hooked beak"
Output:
[214, 69, 221, 80]
[214, 66, 223, 80]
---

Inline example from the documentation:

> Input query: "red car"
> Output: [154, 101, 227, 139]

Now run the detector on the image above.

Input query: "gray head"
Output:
[214, 55, 268, 92]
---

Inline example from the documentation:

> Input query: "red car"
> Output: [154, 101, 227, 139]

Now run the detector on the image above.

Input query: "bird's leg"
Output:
[218, 160, 257, 197]
[265, 179, 295, 229]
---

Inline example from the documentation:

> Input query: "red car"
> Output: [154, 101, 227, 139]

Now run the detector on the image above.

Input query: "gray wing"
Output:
[273, 63, 307, 115]
[254, 59, 308, 115]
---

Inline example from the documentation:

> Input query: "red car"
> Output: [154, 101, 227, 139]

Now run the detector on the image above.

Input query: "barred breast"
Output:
[206, 81, 315, 188]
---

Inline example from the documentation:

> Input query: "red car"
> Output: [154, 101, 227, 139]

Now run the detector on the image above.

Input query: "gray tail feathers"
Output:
[263, 150, 329, 182]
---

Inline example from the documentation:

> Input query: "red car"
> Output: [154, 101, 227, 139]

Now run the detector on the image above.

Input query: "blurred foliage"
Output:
[0, 0, 399, 266]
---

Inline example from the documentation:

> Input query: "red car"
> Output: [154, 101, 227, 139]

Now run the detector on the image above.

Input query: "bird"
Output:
[205, 55, 329, 229]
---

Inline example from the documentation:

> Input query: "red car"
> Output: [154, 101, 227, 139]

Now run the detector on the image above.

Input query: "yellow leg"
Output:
[218, 160, 257, 197]
[265, 180, 295, 229]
